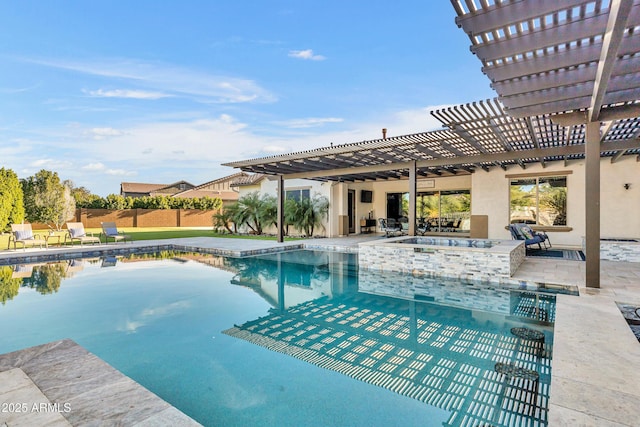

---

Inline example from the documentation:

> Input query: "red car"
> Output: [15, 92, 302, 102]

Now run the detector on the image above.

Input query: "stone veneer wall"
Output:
[358, 269, 512, 314]
[359, 239, 525, 283]
[599, 241, 640, 263]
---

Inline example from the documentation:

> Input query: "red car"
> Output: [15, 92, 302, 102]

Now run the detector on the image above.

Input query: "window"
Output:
[418, 189, 471, 233]
[509, 176, 567, 226]
[387, 189, 471, 233]
[285, 188, 310, 202]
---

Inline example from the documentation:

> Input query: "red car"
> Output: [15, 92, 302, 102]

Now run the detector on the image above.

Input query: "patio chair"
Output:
[417, 221, 431, 236]
[65, 222, 101, 246]
[509, 224, 550, 250]
[516, 223, 551, 249]
[378, 218, 404, 238]
[8, 224, 48, 251]
[100, 222, 130, 244]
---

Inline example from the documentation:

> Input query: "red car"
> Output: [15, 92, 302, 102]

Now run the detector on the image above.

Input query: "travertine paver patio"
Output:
[1, 235, 639, 426]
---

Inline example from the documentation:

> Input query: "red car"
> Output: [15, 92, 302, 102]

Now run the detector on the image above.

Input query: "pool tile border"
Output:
[0, 242, 305, 266]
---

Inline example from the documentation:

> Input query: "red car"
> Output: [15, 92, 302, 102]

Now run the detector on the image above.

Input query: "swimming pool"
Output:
[0, 250, 553, 426]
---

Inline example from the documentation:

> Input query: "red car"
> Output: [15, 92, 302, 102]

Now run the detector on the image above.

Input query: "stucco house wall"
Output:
[233, 156, 639, 241]
[472, 157, 640, 247]
[237, 178, 332, 237]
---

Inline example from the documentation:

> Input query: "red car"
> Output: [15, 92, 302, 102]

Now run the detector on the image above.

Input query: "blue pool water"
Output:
[0, 250, 554, 426]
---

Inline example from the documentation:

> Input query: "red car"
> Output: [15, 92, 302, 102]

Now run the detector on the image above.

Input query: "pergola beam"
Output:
[279, 139, 640, 180]
[454, 0, 590, 35]
[589, 0, 634, 122]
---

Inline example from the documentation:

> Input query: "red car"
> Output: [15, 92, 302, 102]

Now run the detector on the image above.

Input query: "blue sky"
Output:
[1, 1, 496, 196]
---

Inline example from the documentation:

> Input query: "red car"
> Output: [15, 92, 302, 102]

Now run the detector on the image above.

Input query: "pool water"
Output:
[393, 236, 497, 248]
[0, 250, 553, 426]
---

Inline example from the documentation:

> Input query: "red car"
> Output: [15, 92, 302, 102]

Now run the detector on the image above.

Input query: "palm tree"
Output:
[235, 192, 277, 235]
[289, 194, 329, 237]
[212, 206, 236, 234]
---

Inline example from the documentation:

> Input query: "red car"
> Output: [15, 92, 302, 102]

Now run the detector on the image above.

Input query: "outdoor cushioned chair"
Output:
[417, 221, 431, 236]
[509, 224, 551, 250]
[65, 222, 101, 246]
[378, 218, 405, 238]
[8, 223, 47, 251]
[100, 222, 130, 244]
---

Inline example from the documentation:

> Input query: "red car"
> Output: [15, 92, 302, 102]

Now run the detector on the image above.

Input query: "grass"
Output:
[0, 227, 302, 250]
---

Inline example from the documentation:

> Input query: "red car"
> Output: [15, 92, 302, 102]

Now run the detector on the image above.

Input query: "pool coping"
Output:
[0, 339, 201, 426]
[0, 240, 306, 265]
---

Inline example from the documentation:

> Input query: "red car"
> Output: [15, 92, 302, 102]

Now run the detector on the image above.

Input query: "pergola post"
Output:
[585, 121, 601, 288]
[277, 175, 284, 243]
[408, 161, 417, 235]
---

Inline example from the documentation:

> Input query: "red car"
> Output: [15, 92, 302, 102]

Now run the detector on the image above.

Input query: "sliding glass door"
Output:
[388, 189, 471, 233]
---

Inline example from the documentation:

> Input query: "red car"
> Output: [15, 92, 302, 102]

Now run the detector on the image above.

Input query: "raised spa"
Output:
[359, 235, 525, 282]
[393, 236, 497, 248]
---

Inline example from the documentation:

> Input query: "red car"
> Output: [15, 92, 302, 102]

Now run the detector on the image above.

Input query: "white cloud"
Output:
[81, 162, 105, 171]
[288, 49, 326, 61]
[90, 127, 123, 139]
[119, 301, 190, 333]
[80, 162, 134, 176]
[85, 88, 171, 100]
[276, 117, 343, 129]
[30, 158, 73, 170]
[7, 103, 455, 196]
[262, 145, 288, 153]
[105, 169, 136, 176]
[23, 56, 277, 103]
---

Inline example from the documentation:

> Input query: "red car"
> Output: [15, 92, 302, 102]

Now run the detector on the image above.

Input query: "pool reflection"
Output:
[224, 252, 553, 427]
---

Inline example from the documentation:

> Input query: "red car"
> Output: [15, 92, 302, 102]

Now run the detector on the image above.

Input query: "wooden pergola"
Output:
[224, 1, 640, 288]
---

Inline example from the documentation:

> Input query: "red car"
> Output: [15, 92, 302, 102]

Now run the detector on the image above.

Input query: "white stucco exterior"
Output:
[234, 157, 639, 244]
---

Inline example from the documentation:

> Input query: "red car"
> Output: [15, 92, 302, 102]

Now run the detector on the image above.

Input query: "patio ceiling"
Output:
[223, 98, 640, 182]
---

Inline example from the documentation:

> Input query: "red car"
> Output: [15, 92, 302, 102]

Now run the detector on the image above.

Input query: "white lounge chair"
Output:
[100, 222, 130, 244]
[8, 224, 47, 251]
[65, 222, 101, 246]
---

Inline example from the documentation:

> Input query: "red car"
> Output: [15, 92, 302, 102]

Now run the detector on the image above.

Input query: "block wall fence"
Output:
[31, 208, 220, 229]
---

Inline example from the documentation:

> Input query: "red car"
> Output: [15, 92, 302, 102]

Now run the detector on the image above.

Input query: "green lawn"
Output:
[1, 227, 301, 250]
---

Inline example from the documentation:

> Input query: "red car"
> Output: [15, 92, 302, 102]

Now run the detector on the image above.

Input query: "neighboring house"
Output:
[173, 172, 248, 204]
[120, 172, 250, 204]
[120, 181, 195, 198]
[229, 173, 268, 189]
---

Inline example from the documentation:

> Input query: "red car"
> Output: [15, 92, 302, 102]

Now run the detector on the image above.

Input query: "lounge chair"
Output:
[509, 224, 551, 250]
[100, 222, 130, 244]
[7, 224, 48, 251]
[378, 218, 405, 237]
[65, 222, 101, 246]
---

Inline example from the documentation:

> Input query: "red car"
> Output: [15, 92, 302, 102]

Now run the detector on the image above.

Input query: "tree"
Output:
[21, 263, 66, 295]
[0, 168, 25, 232]
[0, 266, 21, 305]
[22, 170, 75, 231]
[103, 194, 132, 210]
[235, 191, 277, 235]
[212, 207, 236, 233]
[540, 187, 567, 226]
[286, 193, 329, 237]
[66, 180, 102, 208]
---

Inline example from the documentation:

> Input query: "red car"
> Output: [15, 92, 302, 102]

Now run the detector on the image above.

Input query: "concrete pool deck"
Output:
[1, 235, 639, 426]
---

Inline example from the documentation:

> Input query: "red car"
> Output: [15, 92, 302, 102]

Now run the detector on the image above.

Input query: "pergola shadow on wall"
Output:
[224, 1, 640, 288]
